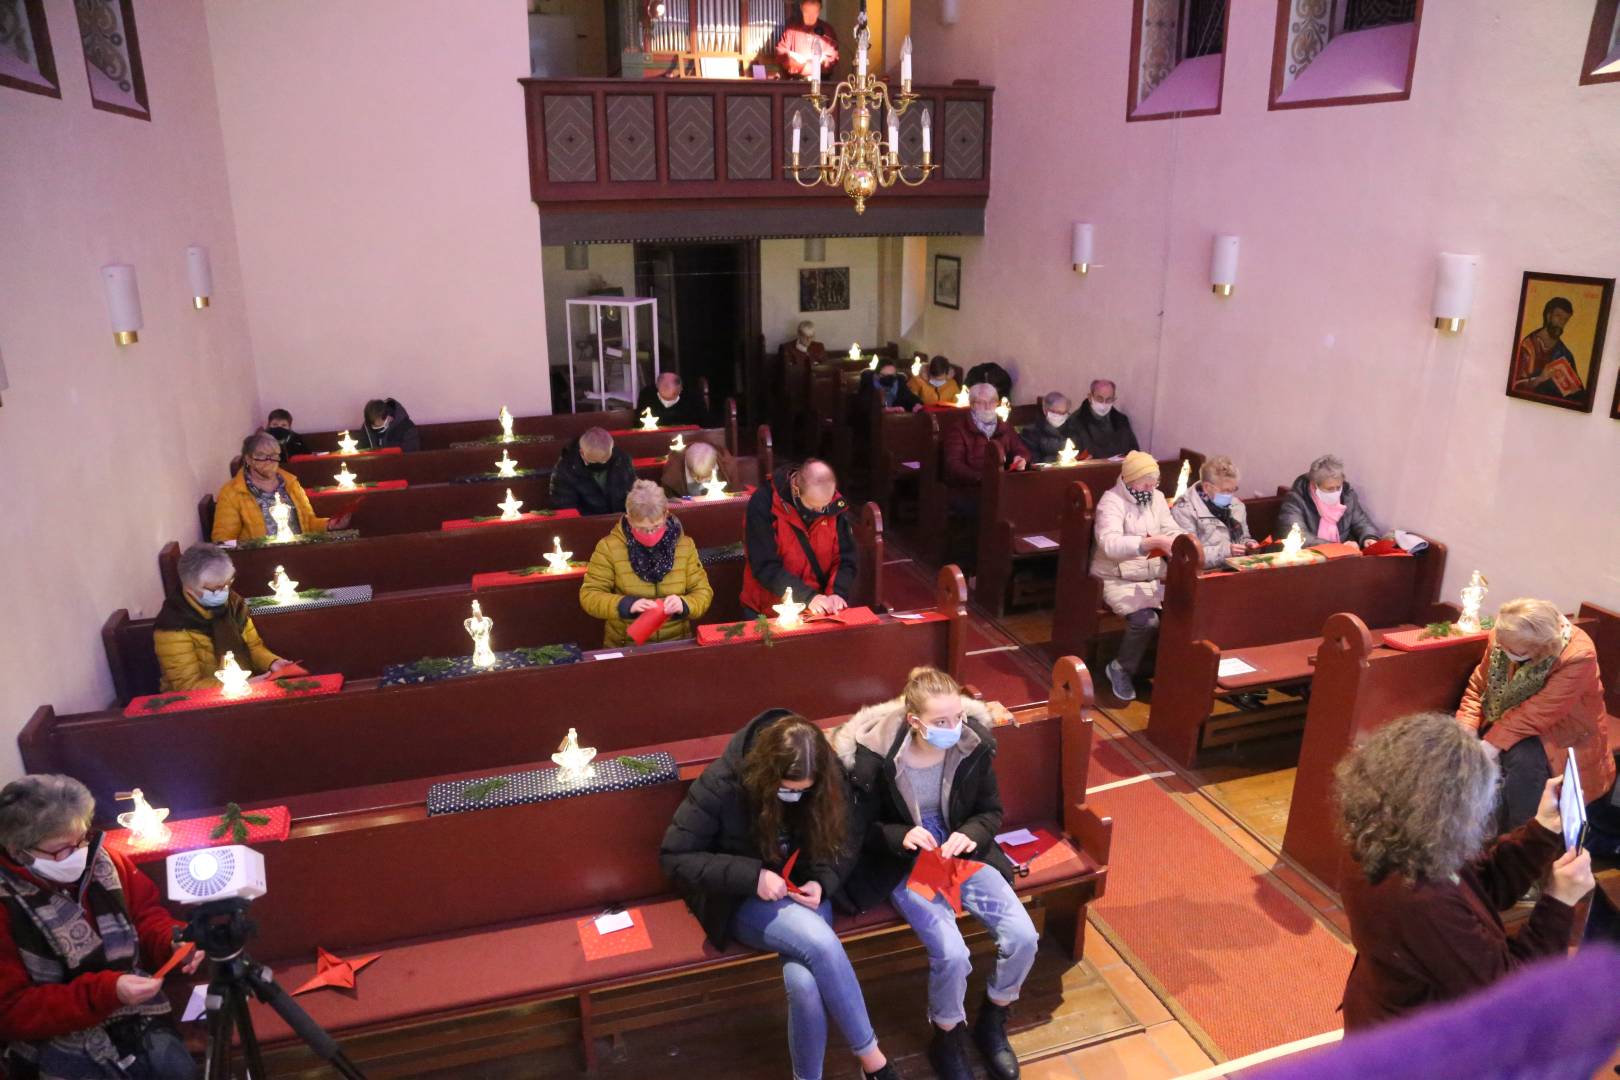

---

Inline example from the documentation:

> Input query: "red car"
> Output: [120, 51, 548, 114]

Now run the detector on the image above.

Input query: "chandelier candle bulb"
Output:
[888, 108, 900, 162]
[215, 651, 252, 698]
[901, 35, 913, 92]
[791, 111, 802, 159]
[334, 462, 358, 490]
[186, 246, 213, 309]
[336, 430, 359, 455]
[543, 536, 574, 574]
[921, 108, 932, 158]
[269, 492, 294, 543]
[269, 566, 300, 605]
[497, 488, 525, 521]
[465, 601, 497, 668]
[1278, 523, 1306, 564]
[1072, 223, 1095, 274]
[496, 450, 518, 478]
[810, 39, 823, 98]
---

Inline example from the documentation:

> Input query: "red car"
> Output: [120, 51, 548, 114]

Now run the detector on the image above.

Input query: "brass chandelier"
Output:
[789, 7, 935, 214]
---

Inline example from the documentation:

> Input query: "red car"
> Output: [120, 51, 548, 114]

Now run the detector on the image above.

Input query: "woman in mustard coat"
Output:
[580, 481, 713, 646]
[212, 431, 350, 543]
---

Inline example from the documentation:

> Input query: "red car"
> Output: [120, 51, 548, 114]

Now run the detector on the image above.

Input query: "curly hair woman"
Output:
[1336, 712, 1594, 1030]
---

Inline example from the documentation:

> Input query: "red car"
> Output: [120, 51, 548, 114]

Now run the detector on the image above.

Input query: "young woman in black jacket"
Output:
[659, 710, 899, 1080]
[832, 668, 1037, 1080]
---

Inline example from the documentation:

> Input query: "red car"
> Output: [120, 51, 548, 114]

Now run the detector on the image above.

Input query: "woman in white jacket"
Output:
[1090, 450, 1190, 701]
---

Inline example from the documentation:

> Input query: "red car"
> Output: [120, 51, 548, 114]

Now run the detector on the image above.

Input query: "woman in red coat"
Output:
[0, 775, 203, 1078]
[1456, 598, 1614, 831]
[1336, 713, 1594, 1030]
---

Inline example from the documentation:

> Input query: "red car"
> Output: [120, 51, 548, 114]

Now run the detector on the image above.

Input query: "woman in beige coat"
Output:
[1091, 450, 1189, 702]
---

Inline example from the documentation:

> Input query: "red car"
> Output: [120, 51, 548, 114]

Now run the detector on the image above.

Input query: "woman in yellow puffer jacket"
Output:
[212, 431, 350, 543]
[153, 543, 290, 690]
[580, 481, 713, 647]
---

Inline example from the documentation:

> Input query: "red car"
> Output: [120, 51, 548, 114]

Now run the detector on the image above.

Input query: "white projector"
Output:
[165, 845, 267, 905]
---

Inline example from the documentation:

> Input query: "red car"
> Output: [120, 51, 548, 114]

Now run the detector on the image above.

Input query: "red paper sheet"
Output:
[1361, 538, 1412, 558]
[152, 942, 195, 979]
[123, 674, 343, 718]
[308, 479, 409, 496]
[632, 456, 670, 469]
[924, 403, 967, 413]
[1309, 542, 1363, 560]
[289, 447, 403, 462]
[906, 849, 986, 914]
[103, 805, 292, 864]
[780, 849, 804, 894]
[440, 508, 581, 531]
[605, 425, 700, 438]
[626, 604, 670, 645]
[1381, 627, 1491, 652]
[576, 909, 654, 961]
[471, 565, 588, 590]
[696, 606, 881, 646]
[997, 825, 1067, 872]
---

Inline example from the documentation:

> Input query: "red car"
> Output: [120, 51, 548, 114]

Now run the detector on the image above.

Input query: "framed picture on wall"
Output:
[0, 0, 61, 99]
[1505, 271, 1613, 413]
[933, 255, 961, 310]
[75, 0, 149, 119]
[799, 268, 850, 312]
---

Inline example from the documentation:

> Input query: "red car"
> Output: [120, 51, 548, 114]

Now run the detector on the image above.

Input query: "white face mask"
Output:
[928, 377, 948, 387]
[1316, 486, 1342, 505]
[659, 394, 679, 407]
[1502, 648, 1532, 663]
[1090, 400, 1113, 417]
[1044, 411, 1068, 429]
[28, 846, 88, 883]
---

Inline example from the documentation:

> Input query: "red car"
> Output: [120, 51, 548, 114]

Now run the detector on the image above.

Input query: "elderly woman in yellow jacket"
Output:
[153, 543, 294, 690]
[580, 481, 713, 646]
[212, 431, 350, 544]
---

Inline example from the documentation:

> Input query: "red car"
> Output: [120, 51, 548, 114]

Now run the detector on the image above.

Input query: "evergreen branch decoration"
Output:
[209, 802, 271, 844]
[142, 695, 187, 712]
[514, 644, 572, 667]
[409, 657, 457, 678]
[615, 755, 659, 774]
[718, 620, 751, 640]
[461, 777, 509, 804]
[756, 615, 776, 648]
[274, 678, 322, 693]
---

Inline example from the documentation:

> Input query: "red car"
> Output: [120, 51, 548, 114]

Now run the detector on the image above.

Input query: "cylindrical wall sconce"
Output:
[804, 237, 827, 262]
[941, 0, 960, 25]
[1210, 235, 1239, 297]
[564, 243, 590, 271]
[1432, 252, 1478, 333]
[101, 264, 143, 346]
[186, 245, 213, 309]
[1071, 223, 1095, 275]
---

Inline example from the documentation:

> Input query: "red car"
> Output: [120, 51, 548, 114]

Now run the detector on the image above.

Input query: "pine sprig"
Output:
[615, 755, 660, 774]
[142, 695, 187, 712]
[461, 777, 509, 803]
[209, 802, 271, 843]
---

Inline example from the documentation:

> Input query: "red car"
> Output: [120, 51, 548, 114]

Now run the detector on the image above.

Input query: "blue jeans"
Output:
[730, 896, 879, 1080]
[888, 864, 1039, 1027]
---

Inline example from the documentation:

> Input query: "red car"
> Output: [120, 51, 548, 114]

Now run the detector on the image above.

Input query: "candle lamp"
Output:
[910, 356, 923, 378]
[773, 587, 807, 631]
[497, 488, 525, 521]
[551, 727, 598, 782]
[639, 408, 659, 431]
[1277, 523, 1306, 564]
[465, 601, 497, 668]
[848, 342, 862, 363]
[269, 566, 300, 605]
[1056, 439, 1080, 467]
[996, 397, 1011, 422]
[496, 449, 518, 478]
[953, 386, 969, 408]
[669, 432, 686, 453]
[1171, 460, 1191, 505]
[542, 536, 574, 574]
[333, 462, 358, 491]
[1457, 570, 1489, 634]
[268, 492, 294, 544]
[336, 430, 359, 455]
[499, 405, 515, 443]
[114, 789, 171, 845]
[215, 651, 252, 697]
[699, 475, 729, 501]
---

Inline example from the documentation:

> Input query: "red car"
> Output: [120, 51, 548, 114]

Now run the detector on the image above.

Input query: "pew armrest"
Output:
[1067, 803, 1113, 895]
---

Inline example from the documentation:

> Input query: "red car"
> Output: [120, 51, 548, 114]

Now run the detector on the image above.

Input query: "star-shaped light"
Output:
[669, 432, 686, 453]
[497, 488, 525, 521]
[639, 408, 659, 431]
[1056, 439, 1080, 467]
[115, 788, 170, 845]
[551, 727, 598, 782]
[292, 947, 381, 996]
[495, 449, 518, 478]
[269, 565, 300, 604]
[336, 430, 359, 455]
[953, 386, 969, 408]
[333, 462, 358, 491]
[215, 651, 251, 697]
[773, 587, 806, 630]
[543, 536, 574, 574]
[699, 475, 729, 500]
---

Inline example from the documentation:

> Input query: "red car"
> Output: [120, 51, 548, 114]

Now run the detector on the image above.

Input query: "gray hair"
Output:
[177, 542, 234, 590]
[968, 382, 999, 406]
[625, 479, 668, 525]
[1200, 455, 1240, 485]
[241, 430, 279, 461]
[1089, 379, 1116, 397]
[579, 427, 615, 461]
[1041, 391, 1071, 412]
[0, 775, 95, 856]
[1308, 454, 1346, 486]
[797, 320, 815, 337]
[684, 441, 718, 474]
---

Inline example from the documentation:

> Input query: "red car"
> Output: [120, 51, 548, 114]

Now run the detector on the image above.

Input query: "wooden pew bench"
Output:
[29, 567, 968, 814]
[903, 403, 1042, 569]
[1145, 533, 1453, 766]
[975, 449, 1204, 616]
[165, 659, 1110, 1076]
[1283, 603, 1620, 892]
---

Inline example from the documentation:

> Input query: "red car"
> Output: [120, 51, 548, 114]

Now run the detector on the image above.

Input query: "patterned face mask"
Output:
[1130, 488, 1155, 508]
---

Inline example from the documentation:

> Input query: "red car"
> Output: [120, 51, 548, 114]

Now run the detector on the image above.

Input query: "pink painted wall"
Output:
[0, 0, 261, 773]
[205, 0, 551, 432]
[912, 0, 1620, 611]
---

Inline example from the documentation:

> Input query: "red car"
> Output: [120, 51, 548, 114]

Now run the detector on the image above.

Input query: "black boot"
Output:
[926, 1023, 975, 1080]
[863, 1061, 901, 1080]
[972, 995, 1020, 1080]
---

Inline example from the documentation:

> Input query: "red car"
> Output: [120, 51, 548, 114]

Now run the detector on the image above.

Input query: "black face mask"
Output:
[584, 458, 610, 473]
[878, 374, 899, 388]
[267, 428, 294, 444]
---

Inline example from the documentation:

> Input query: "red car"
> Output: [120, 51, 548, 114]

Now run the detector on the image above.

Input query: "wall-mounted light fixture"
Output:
[1432, 252, 1478, 333]
[102, 264, 143, 346]
[564, 243, 590, 271]
[1210, 235, 1239, 297]
[941, 0, 960, 26]
[186, 246, 213, 309]
[1071, 223, 1095, 275]
[804, 237, 827, 262]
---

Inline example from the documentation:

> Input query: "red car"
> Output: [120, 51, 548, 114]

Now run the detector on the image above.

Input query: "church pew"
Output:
[974, 448, 1205, 616]
[25, 565, 968, 814]
[906, 403, 1043, 569]
[789, 346, 895, 459]
[177, 658, 1110, 1075]
[1049, 488, 1286, 666]
[166, 490, 754, 599]
[868, 403, 936, 518]
[115, 501, 881, 705]
[1145, 533, 1452, 766]
[276, 413, 738, 490]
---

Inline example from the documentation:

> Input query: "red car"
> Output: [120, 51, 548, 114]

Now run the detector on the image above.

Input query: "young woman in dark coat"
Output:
[659, 710, 899, 1080]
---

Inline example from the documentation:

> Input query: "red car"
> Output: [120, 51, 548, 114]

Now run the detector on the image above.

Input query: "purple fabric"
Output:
[1254, 945, 1620, 1080]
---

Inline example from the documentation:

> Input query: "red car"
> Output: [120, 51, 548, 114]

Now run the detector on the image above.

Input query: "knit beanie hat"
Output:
[1120, 451, 1159, 486]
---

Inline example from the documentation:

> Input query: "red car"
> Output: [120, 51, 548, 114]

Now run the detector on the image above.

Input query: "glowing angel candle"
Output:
[1171, 459, 1191, 505]
[498, 405, 514, 443]
[115, 789, 170, 845]
[497, 488, 525, 521]
[268, 492, 294, 544]
[465, 601, 496, 668]
[1457, 570, 1489, 634]
[1278, 522, 1305, 564]
[996, 397, 1011, 422]
[911, 356, 924, 378]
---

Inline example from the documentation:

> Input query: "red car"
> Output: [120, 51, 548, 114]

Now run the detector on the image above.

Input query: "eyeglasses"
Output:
[247, 454, 280, 464]
[29, 836, 88, 861]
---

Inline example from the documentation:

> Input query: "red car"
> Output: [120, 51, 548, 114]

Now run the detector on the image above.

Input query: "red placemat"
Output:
[124, 674, 344, 717]
[441, 509, 581, 531]
[606, 424, 700, 438]
[697, 606, 880, 646]
[632, 456, 670, 469]
[471, 564, 589, 590]
[308, 479, 409, 496]
[289, 447, 403, 462]
[1381, 627, 1491, 652]
[103, 805, 292, 863]
[576, 909, 654, 961]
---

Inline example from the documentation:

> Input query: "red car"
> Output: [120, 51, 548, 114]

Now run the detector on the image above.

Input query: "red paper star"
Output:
[292, 947, 381, 996]
[906, 849, 985, 914]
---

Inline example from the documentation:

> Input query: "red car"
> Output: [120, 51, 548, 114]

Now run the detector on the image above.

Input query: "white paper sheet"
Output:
[893, 613, 927, 621]
[594, 652, 624, 660]
[901, 460, 921, 470]
[181, 984, 208, 1022]
[1217, 657, 1257, 678]
[1022, 534, 1058, 550]
[995, 828, 1039, 846]
[594, 910, 634, 935]
[1561, 755, 1588, 850]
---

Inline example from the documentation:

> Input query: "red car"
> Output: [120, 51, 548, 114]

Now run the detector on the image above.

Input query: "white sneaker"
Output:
[1106, 660, 1137, 702]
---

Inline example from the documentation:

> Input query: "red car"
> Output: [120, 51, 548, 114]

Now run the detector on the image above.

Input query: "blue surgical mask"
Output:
[776, 788, 805, 803]
[198, 588, 230, 609]
[922, 722, 962, 750]
[1210, 492, 1234, 508]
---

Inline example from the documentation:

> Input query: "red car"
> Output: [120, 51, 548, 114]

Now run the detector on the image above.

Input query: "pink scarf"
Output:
[1311, 486, 1347, 542]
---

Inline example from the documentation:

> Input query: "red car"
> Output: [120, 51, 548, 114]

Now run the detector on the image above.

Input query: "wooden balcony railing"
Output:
[520, 77, 993, 241]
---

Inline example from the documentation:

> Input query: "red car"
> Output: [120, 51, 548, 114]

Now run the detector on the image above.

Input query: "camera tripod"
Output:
[182, 899, 366, 1079]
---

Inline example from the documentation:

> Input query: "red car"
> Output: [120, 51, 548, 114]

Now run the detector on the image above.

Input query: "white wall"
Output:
[0, 0, 260, 774]
[762, 237, 884, 353]
[911, 0, 1620, 611]
[206, 0, 552, 432]
[540, 243, 637, 407]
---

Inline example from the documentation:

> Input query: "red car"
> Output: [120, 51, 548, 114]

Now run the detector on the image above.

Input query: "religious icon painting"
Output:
[933, 254, 961, 310]
[1505, 271, 1613, 414]
[798, 267, 850, 312]
[0, 0, 61, 99]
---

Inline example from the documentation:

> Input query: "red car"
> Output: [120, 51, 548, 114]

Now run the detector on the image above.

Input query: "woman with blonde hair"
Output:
[1456, 597, 1614, 830]
[1336, 712, 1593, 1030]
[832, 667, 1034, 1080]
[579, 480, 713, 646]
[1170, 455, 1259, 569]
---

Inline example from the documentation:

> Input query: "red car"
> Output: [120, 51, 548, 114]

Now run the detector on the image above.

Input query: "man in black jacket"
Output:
[635, 372, 707, 428]
[1067, 379, 1138, 460]
[1019, 391, 1078, 464]
[264, 409, 311, 462]
[360, 397, 422, 452]
[550, 427, 636, 516]
[858, 359, 923, 414]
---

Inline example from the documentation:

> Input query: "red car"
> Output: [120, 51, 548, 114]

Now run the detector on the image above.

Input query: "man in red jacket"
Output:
[943, 383, 1029, 488]
[741, 461, 857, 618]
